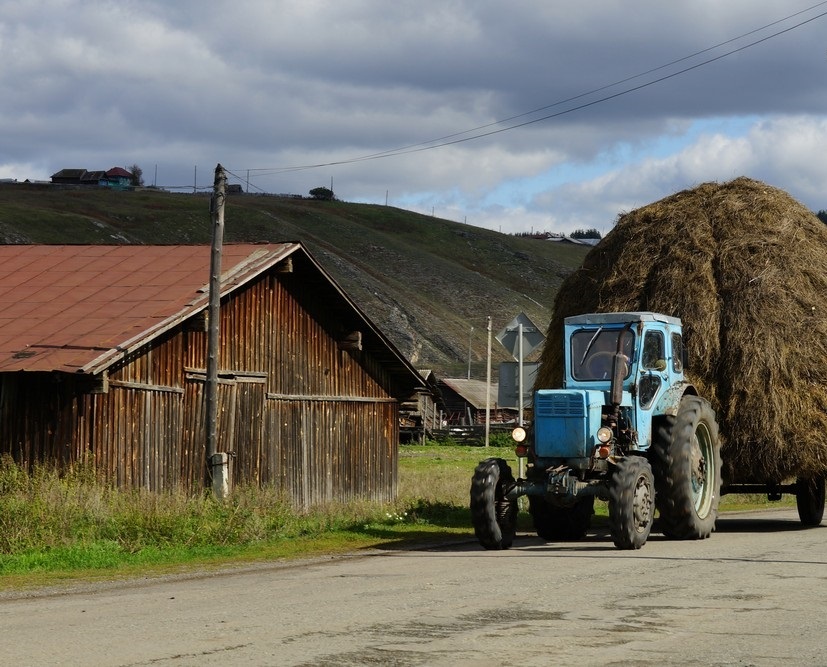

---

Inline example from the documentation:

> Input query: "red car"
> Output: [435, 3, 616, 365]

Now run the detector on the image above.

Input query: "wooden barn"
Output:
[0, 244, 425, 506]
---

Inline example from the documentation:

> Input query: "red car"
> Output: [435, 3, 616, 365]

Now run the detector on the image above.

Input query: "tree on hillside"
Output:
[128, 164, 144, 187]
[816, 210, 827, 224]
[309, 186, 334, 201]
[570, 228, 602, 239]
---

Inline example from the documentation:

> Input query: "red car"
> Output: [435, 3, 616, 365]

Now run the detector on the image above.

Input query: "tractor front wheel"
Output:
[608, 456, 655, 550]
[796, 477, 825, 526]
[470, 458, 517, 550]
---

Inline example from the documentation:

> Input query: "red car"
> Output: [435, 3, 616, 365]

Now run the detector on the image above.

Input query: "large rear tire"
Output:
[796, 477, 825, 526]
[470, 458, 517, 550]
[652, 395, 722, 539]
[528, 495, 593, 541]
[608, 456, 655, 550]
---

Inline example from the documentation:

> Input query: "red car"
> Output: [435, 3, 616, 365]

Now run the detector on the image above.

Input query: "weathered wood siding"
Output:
[0, 266, 401, 506]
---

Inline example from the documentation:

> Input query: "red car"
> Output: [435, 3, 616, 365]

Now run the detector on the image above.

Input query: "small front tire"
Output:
[470, 458, 517, 550]
[608, 456, 655, 550]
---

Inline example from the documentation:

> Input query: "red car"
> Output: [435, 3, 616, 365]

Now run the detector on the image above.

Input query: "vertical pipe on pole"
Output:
[485, 316, 491, 448]
[518, 321, 525, 479]
[206, 164, 226, 488]
[467, 326, 474, 379]
[518, 322, 524, 427]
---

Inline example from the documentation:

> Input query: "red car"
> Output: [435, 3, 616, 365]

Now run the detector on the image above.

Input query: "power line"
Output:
[239, 3, 827, 179]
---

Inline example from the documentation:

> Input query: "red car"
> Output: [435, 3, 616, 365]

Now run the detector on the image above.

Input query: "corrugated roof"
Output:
[0, 244, 297, 373]
[439, 378, 498, 409]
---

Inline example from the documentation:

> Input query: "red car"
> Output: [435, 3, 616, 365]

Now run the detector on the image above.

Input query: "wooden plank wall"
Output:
[0, 266, 401, 505]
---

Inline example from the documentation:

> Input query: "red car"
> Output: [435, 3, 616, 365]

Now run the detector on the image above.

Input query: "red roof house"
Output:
[0, 244, 423, 504]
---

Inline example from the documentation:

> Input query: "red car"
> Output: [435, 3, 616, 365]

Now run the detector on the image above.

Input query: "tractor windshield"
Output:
[571, 328, 635, 381]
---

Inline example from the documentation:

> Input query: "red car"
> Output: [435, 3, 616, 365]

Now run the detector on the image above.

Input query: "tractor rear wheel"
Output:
[608, 456, 655, 550]
[470, 458, 517, 550]
[652, 395, 722, 539]
[528, 495, 593, 541]
[796, 477, 825, 526]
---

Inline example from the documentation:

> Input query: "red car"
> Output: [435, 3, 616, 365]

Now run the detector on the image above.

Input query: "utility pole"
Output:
[485, 316, 491, 447]
[206, 164, 228, 498]
[467, 326, 474, 379]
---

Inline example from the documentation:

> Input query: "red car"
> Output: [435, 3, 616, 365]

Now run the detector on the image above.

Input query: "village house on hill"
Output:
[50, 167, 134, 188]
[0, 243, 425, 506]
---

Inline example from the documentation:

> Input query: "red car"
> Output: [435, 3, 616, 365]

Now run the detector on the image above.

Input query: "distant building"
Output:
[104, 167, 133, 188]
[437, 377, 515, 425]
[50, 168, 88, 184]
[50, 167, 135, 188]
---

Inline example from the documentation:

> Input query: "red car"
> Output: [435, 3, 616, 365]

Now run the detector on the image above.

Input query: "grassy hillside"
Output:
[0, 183, 589, 376]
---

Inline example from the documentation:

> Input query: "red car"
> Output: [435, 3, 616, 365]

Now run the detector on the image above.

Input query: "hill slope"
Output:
[0, 184, 589, 376]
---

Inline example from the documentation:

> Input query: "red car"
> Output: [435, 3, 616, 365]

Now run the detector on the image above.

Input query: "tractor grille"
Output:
[536, 392, 586, 418]
[533, 389, 603, 460]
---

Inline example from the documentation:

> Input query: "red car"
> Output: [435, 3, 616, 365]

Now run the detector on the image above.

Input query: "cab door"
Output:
[636, 326, 670, 448]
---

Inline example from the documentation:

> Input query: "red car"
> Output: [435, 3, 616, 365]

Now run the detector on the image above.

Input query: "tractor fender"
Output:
[654, 381, 698, 416]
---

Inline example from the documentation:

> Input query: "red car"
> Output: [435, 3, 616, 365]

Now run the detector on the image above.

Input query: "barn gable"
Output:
[0, 244, 424, 505]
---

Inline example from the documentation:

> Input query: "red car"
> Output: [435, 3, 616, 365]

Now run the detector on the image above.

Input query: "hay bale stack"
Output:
[536, 177, 827, 483]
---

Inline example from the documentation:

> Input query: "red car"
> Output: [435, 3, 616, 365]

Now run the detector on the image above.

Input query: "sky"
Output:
[2, 1, 827, 236]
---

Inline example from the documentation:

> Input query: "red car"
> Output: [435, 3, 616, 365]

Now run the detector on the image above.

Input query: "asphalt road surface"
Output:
[1, 507, 825, 667]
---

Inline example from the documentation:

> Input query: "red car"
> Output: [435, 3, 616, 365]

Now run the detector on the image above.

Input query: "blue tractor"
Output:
[471, 312, 723, 550]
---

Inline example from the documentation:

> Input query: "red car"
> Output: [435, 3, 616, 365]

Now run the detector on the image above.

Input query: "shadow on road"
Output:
[391, 509, 824, 561]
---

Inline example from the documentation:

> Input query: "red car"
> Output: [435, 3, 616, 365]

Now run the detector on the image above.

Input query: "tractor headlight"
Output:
[511, 426, 527, 443]
[596, 426, 613, 444]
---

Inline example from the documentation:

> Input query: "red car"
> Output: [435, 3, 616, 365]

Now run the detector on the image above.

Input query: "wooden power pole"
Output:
[206, 164, 228, 497]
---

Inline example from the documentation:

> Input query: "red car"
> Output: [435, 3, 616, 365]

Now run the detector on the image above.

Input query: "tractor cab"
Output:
[532, 311, 690, 469]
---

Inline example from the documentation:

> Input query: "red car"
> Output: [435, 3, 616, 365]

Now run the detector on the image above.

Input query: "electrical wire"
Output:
[198, 2, 827, 191]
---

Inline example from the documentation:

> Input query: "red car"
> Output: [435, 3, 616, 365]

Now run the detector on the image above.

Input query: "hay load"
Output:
[536, 177, 827, 484]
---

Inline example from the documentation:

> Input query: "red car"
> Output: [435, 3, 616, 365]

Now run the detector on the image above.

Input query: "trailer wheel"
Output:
[608, 456, 655, 549]
[795, 477, 825, 526]
[652, 395, 722, 539]
[528, 495, 594, 541]
[470, 458, 517, 550]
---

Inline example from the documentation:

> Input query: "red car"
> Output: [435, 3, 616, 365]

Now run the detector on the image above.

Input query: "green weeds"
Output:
[0, 450, 483, 584]
[0, 447, 796, 586]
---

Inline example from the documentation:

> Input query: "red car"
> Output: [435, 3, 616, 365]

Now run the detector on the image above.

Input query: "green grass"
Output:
[0, 449, 485, 589]
[0, 447, 799, 591]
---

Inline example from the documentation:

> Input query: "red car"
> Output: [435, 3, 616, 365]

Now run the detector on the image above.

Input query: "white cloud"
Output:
[2, 1, 827, 228]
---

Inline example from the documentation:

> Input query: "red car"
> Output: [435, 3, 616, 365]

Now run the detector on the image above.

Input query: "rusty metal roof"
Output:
[0, 244, 297, 374]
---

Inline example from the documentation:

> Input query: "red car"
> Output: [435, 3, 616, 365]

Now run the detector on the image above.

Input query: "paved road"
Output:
[0, 508, 825, 666]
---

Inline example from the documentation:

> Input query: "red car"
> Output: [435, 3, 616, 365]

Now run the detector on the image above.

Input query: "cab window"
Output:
[641, 331, 665, 370]
[571, 328, 635, 381]
[671, 333, 684, 373]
